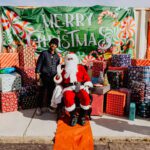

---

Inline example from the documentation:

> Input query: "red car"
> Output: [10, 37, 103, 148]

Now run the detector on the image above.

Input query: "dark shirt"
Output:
[35, 50, 60, 78]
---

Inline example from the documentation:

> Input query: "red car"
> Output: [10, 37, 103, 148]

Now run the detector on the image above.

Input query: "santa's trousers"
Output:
[63, 89, 90, 112]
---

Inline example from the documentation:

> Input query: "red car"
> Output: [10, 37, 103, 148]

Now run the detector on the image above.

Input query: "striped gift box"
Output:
[18, 46, 35, 68]
[131, 59, 150, 66]
[106, 90, 126, 116]
[111, 54, 131, 67]
[0, 53, 19, 69]
[0, 91, 18, 113]
[128, 66, 150, 84]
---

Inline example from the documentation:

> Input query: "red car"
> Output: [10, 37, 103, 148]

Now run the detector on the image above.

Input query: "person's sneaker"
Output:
[78, 116, 86, 126]
[70, 115, 78, 126]
[48, 106, 56, 113]
[36, 107, 42, 116]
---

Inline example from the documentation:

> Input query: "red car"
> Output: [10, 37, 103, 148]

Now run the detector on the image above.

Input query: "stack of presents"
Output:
[90, 54, 150, 119]
[0, 46, 38, 112]
[0, 49, 149, 120]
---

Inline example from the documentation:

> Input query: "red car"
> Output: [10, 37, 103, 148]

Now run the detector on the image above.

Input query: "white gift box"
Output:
[0, 72, 22, 92]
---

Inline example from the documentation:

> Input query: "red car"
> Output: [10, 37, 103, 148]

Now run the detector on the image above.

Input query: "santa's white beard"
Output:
[64, 60, 78, 83]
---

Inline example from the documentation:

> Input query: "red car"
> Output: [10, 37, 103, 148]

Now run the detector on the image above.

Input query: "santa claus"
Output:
[52, 52, 93, 126]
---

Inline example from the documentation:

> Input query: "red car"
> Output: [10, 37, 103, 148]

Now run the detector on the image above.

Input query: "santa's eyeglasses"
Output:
[67, 58, 73, 60]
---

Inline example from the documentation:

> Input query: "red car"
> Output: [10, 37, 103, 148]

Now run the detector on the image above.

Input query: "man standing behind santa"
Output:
[53, 52, 93, 126]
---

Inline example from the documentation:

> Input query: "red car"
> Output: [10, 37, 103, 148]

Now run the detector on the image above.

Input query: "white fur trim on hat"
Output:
[84, 81, 93, 88]
[80, 104, 90, 110]
[65, 104, 76, 112]
[54, 74, 62, 84]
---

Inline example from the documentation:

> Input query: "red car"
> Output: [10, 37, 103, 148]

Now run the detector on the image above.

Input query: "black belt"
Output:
[63, 82, 84, 88]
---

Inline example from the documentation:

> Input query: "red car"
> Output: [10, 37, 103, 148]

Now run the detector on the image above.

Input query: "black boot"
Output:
[69, 110, 78, 126]
[78, 108, 87, 126]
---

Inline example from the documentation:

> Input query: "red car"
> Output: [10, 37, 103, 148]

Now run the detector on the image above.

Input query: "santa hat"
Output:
[65, 52, 79, 64]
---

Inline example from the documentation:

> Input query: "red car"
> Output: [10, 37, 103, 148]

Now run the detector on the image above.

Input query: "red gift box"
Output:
[18, 46, 35, 68]
[131, 59, 150, 66]
[91, 94, 104, 116]
[106, 90, 126, 116]
[92, 61, 107, 77]
[17, 67, 36, 86]
[0, 53, 19, 69]
[0, 92, 18, 112]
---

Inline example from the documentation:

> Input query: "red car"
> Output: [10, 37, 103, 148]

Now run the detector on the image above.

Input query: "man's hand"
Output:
[36, 73, 40, 81]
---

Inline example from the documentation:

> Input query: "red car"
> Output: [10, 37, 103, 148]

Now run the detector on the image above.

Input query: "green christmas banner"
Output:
[1, 6, 135, 64]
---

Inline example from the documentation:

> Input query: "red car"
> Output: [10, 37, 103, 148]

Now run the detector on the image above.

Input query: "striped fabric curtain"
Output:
[146, 22, 150, 59]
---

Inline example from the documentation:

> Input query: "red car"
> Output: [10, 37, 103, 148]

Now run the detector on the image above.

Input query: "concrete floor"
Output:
[0, 108, 150, 140]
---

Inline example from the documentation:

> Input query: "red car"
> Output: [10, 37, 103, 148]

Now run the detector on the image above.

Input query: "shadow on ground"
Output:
[92, 117, 150, 136]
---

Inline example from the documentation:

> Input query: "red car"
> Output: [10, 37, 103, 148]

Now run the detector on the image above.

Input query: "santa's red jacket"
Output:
[52, 64, 93, 111]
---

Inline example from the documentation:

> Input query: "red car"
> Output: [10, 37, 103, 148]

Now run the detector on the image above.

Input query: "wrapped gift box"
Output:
[0, 53, 19, 69]
[18, 85, 38, 109]
[19, 85, 38, 98]
[0, 72, 22, 92]
[131, 59, 150, 66]
[17, 67, 36, 86]
[19, 95, 37, 109]
[107, 70, 124, 89]
[92, 85, 110, 95]
[0, 91, 18, 112]
[136, 100, 150, 118]
[108, 66, 128, 87]
[18, 46, 35, 68]
[145, 83, 150, 100]
[91, 77, 99, 84]
[130, 81, 145, 102]
[119, 88, 131, 114]
[111, 54, 131, 67]
[128, 66, 150, 84]
[92, 61, 107, 77]
[106, 90, 126, 116]
[91, 94, 104, 116]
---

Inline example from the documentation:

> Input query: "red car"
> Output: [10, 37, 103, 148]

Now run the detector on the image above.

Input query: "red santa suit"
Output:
[53, 53, 93, 112]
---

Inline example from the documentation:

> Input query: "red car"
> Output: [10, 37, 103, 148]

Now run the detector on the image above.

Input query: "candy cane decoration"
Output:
[98, 10, 117, 25]
[2, 9, 34, 40]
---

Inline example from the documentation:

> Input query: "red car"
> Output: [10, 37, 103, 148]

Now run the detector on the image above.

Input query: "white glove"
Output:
[83, 85, 90, 93]
[57, 64, 63, 75]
